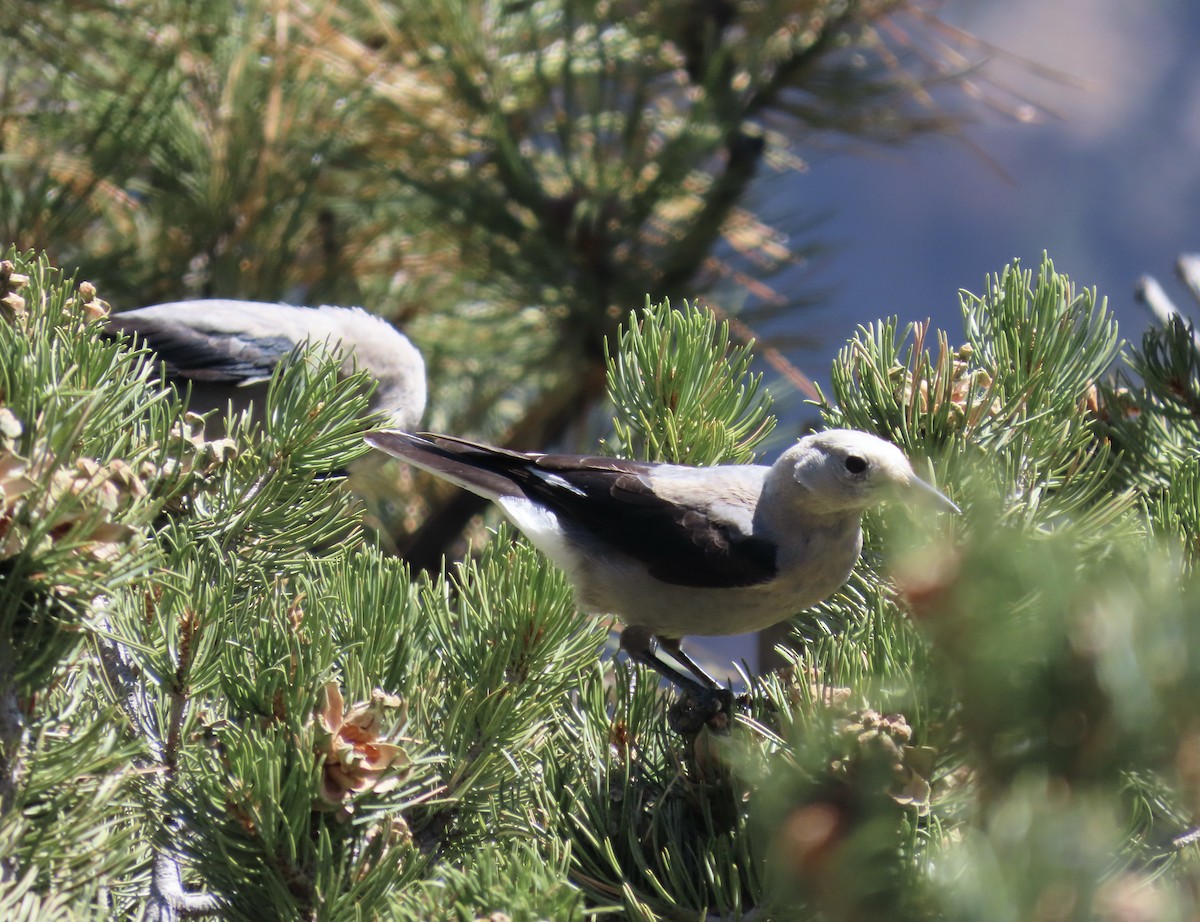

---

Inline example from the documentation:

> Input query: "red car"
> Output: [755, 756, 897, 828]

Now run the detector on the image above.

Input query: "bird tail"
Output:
[365, 431, 529, 501]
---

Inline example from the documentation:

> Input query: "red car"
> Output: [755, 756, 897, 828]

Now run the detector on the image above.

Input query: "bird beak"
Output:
[908, 474, 961, 514]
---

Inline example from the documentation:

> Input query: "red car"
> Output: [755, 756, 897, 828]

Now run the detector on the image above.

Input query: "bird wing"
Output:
[106, 312, 296, 384]
[534, 455, 777, 588]
[369, 431, 777, 589]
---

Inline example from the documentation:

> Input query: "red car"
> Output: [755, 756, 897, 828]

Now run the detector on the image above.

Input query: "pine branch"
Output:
[606, 297, 776, 464]
[0, 637, 22, 870]
[146, 846, 223, 921]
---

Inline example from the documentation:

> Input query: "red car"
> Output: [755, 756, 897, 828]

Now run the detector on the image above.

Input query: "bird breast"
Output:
[569, 516, 864, 638]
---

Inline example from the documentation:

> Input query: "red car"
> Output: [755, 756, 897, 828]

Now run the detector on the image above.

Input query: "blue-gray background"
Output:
[704, 0, 1200, 674]
[768, 0, 1200, 395]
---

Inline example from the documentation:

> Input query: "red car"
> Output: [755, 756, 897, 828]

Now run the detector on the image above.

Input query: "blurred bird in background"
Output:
[105, 299, 426, 432]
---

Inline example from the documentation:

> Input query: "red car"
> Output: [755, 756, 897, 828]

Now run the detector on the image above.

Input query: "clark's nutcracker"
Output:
[106, 300, 426, 431]
[366, 429, 957, 721]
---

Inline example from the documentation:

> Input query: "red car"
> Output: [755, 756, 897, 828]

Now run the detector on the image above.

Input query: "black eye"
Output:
[844, 455, 868, 475]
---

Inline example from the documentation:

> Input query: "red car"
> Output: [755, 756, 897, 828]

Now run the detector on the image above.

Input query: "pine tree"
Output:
[0, 0, 997, 566]
[4, 248, 1200, 920]
[11, 3, 1195, 921]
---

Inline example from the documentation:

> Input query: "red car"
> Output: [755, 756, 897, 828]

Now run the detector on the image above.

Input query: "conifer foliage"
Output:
[0, 0, 990, 465]
[3, 2, 1197, 919]
[2, 249, 1200, 920]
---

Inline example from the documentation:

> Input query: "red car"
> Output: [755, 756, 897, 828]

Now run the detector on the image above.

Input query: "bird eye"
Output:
[844, 455, 868, 475]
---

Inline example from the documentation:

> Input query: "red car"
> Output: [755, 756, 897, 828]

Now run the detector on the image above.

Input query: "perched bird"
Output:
[106, 299, 426, 431]
[366, 429, 957, 724]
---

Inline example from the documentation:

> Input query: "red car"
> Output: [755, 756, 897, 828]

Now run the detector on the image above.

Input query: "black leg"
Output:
[619, 627, 733, 734]
[618, 626, 712, 697]
[657, 636, 725, 690]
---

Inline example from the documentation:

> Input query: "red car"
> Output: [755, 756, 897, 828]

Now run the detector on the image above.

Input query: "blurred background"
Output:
[681, 0, 1200, 671]
[768, 0, 1200, 398]
[2, 0, 1197, 675]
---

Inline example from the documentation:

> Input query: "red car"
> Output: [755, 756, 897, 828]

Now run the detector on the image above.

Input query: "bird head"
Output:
[780, 429, 958, 516]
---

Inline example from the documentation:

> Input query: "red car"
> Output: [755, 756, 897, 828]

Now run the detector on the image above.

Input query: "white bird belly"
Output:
[570, 540, 860, 638]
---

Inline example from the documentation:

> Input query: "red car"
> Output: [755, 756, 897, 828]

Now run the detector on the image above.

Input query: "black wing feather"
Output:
[398, 434, 777, 590]
[377, 432, 777, 589]
[526, 459, 777, 588]
[106, 314, 295, 383]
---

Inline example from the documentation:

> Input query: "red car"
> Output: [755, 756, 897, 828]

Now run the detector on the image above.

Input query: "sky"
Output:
[761, 0, 1200, 398]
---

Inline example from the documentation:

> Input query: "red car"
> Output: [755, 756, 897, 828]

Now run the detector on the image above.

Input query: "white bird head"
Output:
[778, 429, 958, 515]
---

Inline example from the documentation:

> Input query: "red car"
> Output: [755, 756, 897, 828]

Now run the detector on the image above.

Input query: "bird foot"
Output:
[667, 685, 737, 736]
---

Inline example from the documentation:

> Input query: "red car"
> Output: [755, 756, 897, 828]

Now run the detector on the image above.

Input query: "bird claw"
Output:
[667, 685, 736, 735]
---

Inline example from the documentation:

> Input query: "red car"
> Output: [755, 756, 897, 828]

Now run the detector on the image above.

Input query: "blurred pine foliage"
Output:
[4, 248, 1200, 920]
[9, 4, 1192, 921]
[0, 0, 988, 443]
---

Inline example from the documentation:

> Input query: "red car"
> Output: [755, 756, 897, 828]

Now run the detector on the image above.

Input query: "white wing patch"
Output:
[530, 469, 587, 496]
[497, 495, 581, 573]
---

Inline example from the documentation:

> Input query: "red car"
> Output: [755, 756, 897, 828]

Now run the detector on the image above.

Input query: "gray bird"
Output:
[106, 299, 426, 431]
[366, 429, 957, 721]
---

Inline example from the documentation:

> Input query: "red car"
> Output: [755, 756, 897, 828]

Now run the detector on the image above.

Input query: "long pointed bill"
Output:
[909, 474, 961, 514]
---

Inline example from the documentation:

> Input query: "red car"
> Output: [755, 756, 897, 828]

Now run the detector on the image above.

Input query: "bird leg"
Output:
[618, 625, 712, 694]
[618, 626, 732, 734]
[656, 636, 724, 691]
